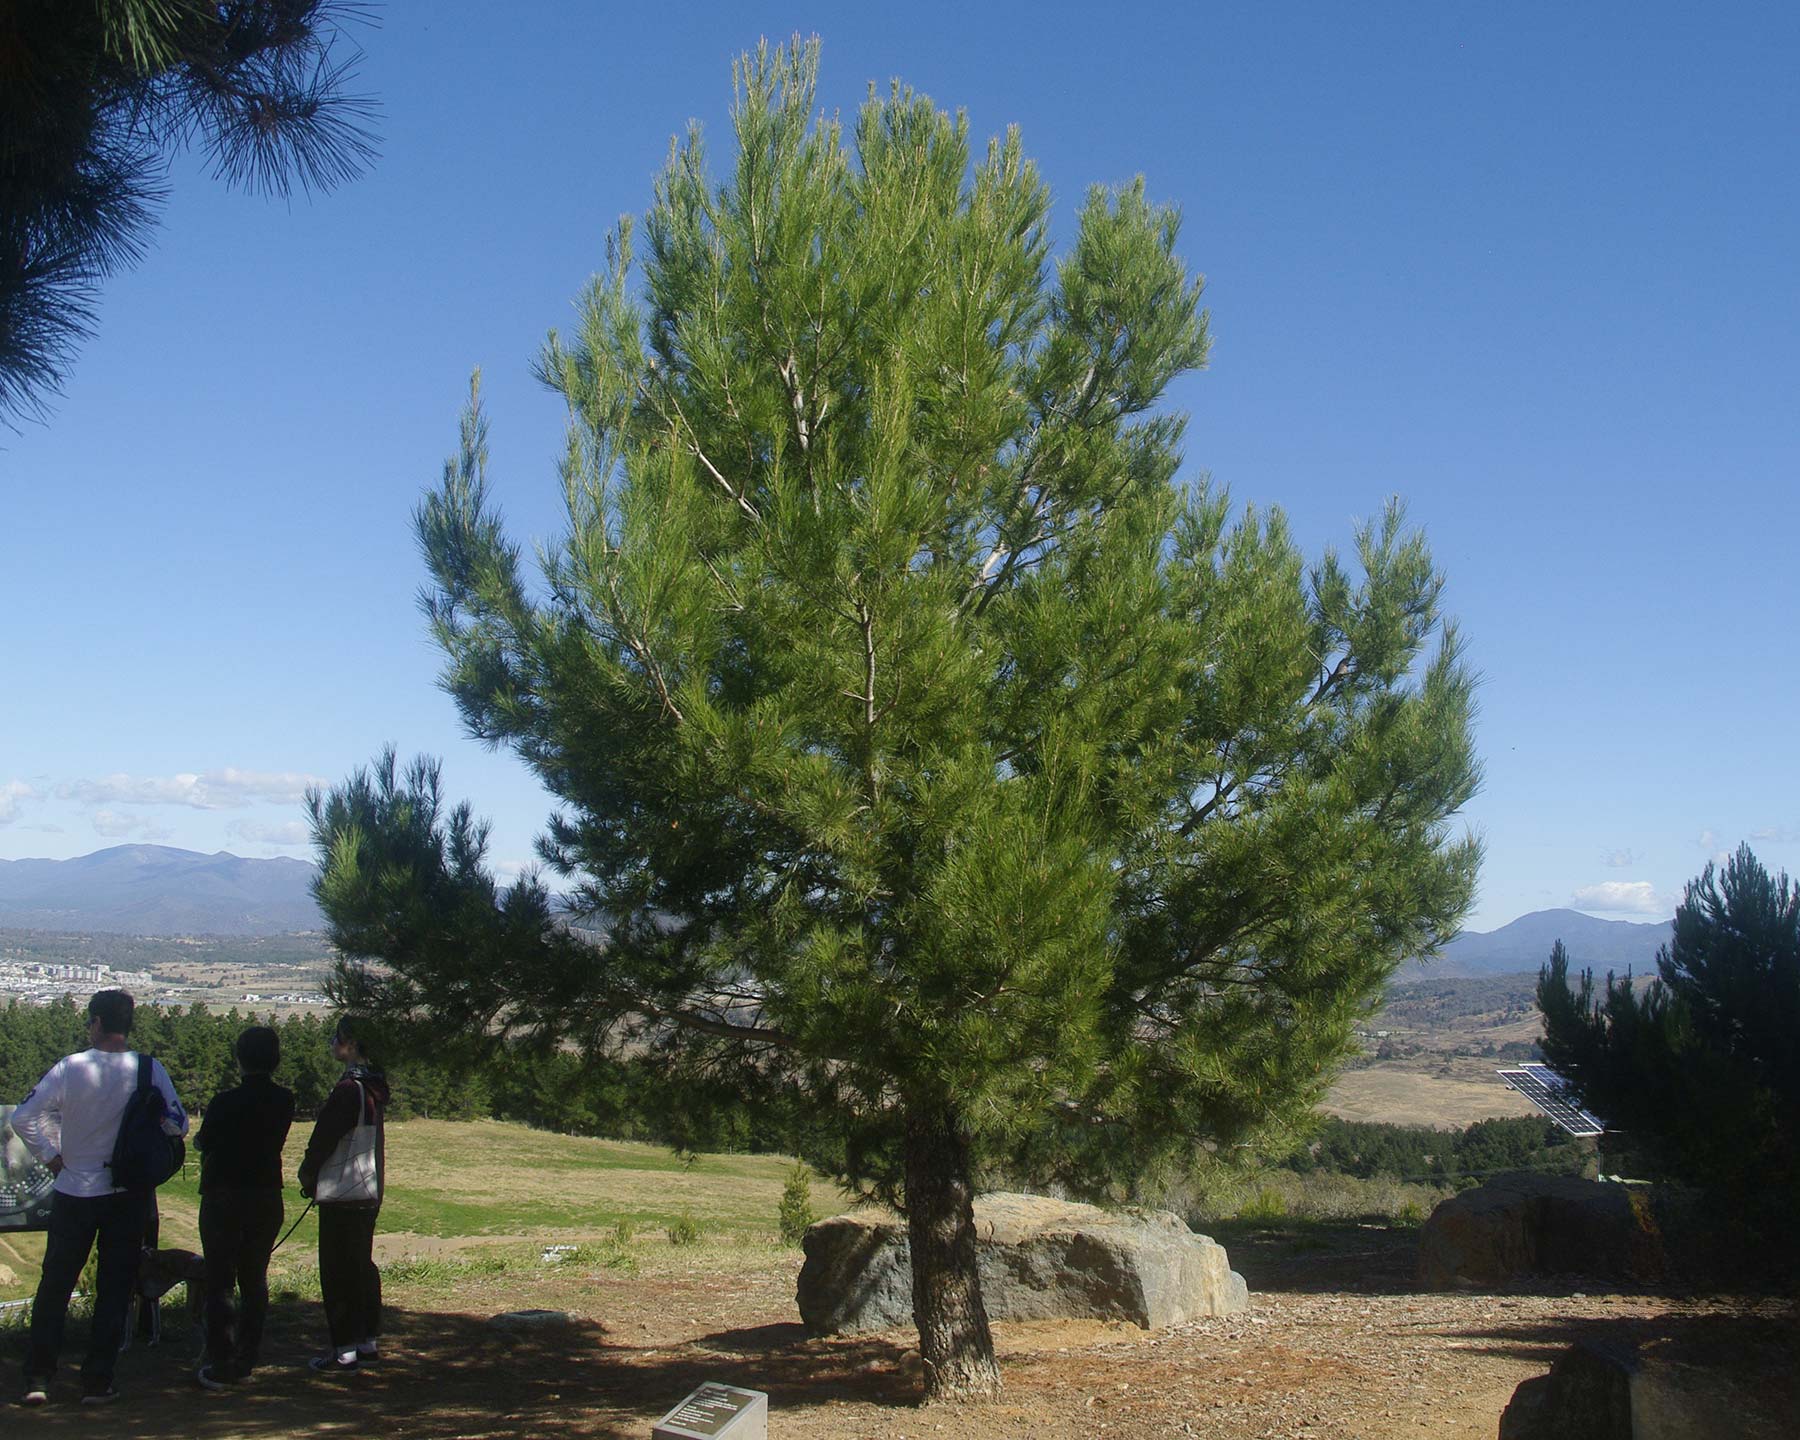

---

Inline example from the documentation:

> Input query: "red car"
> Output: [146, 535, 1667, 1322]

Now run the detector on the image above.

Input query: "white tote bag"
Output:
[314, 1080, 380, 1203]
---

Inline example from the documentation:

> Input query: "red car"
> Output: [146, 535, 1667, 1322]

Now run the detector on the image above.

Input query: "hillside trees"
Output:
[1538, 845, 1800, 1217]
[307, 41, 1481, 1401]
[0, 0, 377, 421]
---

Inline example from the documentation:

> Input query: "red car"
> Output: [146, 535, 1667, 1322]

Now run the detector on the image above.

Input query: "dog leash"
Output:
[270, 1197, 316, 1255]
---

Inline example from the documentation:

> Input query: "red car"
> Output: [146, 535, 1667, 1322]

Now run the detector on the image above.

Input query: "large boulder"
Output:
[1500, 1335, 1800, 1440]
[796, 1191, 1248, 1335]
[1499, 1340, 1636, 1440]
[1417, 1171, 1665, 1291]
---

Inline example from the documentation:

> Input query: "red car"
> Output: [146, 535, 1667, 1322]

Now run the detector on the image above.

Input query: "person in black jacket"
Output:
[296, 1016, 389, 1374]
[192, 1025, 292, 1391]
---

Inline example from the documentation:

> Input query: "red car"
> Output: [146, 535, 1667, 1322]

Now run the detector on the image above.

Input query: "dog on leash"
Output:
[129, 1246, 207, 1353]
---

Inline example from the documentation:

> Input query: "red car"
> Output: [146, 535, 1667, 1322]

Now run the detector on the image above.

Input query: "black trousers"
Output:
[26, 1189, 149, 1386]
[317, 1204, 381, 1350]
[198, 1187, 284, 1375]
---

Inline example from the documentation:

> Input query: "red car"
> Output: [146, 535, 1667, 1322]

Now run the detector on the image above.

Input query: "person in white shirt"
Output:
[11, 989, 188, 1408]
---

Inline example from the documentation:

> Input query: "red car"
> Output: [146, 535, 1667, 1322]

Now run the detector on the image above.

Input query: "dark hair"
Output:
[87, 989, 134, 1037]
[332, 1014, 377, 1065]
[235, 1025, 280, 1075]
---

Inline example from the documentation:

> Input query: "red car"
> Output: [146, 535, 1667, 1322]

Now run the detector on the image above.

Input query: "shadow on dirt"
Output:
[1208, 1218, 1423, 1295]
[5, 1294, 920, 1438]
[1451, 1302, 1800, 1370]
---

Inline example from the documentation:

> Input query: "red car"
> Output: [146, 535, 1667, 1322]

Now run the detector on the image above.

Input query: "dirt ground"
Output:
[7, 1223, 1797, 1439]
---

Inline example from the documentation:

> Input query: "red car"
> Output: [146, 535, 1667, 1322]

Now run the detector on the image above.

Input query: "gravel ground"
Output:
[9, 1222, 1796, 1438]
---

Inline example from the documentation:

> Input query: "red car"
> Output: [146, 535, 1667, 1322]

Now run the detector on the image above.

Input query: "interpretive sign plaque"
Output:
[651, 1381, 768, 1440]
[0, 1106, 55, 1232]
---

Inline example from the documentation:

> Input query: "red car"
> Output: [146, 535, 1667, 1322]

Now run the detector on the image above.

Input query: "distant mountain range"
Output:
[1418, 907, 1669, 980]
[0, 847, 1674, 972]
[0, 845, 321, 936]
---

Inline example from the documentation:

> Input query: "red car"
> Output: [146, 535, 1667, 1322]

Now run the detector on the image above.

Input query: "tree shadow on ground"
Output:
[1450, 1301, 1800, 1370]
[1207, 1218, 1424, 1295]
[1451, 1303, 1800, 1439]
[5, 1294, 922, 1438]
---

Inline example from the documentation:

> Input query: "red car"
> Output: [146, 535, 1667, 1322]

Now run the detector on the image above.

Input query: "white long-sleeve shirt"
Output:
[11, 1050, 189, 1198]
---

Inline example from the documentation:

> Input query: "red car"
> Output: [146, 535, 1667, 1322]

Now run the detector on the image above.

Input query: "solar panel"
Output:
[1497, 1063, 1605, 1137]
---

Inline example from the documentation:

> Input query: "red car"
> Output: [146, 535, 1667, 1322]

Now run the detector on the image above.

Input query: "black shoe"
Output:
[20, 1376, 49, 1407]
[79, 1382, 119, 1406]
[308, 1352, 359, 1375]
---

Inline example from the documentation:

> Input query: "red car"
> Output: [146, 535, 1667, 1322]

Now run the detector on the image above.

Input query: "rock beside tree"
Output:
[1416, 1172, 1665, 1290]
[797, 1193, 1248, 1334]
[1500, 1334, 1799, 1440]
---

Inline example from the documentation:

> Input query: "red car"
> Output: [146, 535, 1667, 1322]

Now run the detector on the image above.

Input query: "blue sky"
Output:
[3, 2, 1796, 933]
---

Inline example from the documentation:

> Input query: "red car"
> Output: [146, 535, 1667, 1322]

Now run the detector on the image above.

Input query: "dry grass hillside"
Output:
[1324, 971, 1546, 1129]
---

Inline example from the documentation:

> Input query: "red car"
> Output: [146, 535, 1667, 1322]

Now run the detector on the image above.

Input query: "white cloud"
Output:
[1571, 881, 1667, 916]
[1601, 847, 1639, 869]
[92, 809, 174, 842]
[1750, 825, 1797, 844]
[1698, 829, 1719, 851]
[226, 820, 310, 848]
[0, 780, 34, 825]
[58, 768, 325, 811]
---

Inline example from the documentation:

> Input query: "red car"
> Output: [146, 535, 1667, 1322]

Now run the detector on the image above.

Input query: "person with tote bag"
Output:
[297, 1016, 389, 1374]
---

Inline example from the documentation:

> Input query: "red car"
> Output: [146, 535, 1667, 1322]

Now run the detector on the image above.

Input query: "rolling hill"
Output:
[0, 845, 321, 935]
[1420, 907, 1668, 979]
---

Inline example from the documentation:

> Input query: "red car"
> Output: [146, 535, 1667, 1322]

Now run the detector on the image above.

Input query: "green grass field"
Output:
[0, 1115, 1455, 1310]
[1, 1118, 810, 1303]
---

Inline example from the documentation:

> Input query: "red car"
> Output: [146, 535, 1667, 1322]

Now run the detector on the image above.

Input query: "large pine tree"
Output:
[309, 41, 1480, 1401]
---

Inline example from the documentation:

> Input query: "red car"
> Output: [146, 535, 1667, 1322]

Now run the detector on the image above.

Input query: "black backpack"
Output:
[110, 1054, 184, 1190]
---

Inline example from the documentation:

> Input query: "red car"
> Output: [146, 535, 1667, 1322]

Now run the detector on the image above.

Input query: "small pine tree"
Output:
[778, 1163, 815, 1246]
[1538, 844, 1800, 1232]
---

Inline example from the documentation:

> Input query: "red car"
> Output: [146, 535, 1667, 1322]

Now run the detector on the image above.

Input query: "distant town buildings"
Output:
[0, 960, 156, 1005]
[0, 959, 323, 1009]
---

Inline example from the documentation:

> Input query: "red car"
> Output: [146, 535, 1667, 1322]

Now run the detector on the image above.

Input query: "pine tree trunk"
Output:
[904, 1103, 1002, 1403]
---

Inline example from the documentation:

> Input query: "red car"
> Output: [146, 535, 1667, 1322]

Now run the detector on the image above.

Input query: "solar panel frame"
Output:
[1497, 1063, 1605, 1136]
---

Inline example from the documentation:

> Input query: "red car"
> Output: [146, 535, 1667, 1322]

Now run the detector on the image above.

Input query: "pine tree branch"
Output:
[642, 1002, 798, 1049]
[645, 369, 761, 522]
[601, 567, 685, 723]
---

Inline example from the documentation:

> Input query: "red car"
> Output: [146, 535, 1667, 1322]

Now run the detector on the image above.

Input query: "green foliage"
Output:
[308, 38, 1480, 1386]
[313, 34, 1478, 1201]
[1538, 844, 1800, 1221]
[568, 1238, 637, 1273]
[1142, 1157, 1448, 1226]
[666, 1211, 701, 1247]
[0, 1, 378, 421]
[0, 1001, 623, 1134]
[1236, 1186, 1288, 1222]
[777, 1163, 815, 1245]
[380, 1251, 510, 1289]
[1279, 1115, 1584, 1184]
